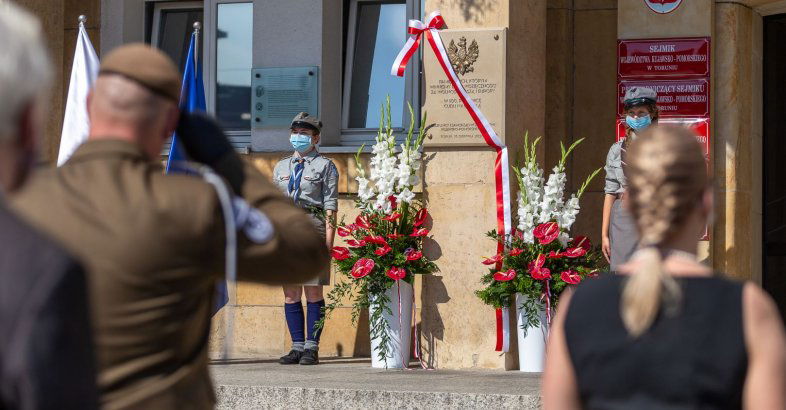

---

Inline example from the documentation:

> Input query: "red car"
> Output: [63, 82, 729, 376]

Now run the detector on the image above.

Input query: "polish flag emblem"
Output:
[644, 0, 682, 14]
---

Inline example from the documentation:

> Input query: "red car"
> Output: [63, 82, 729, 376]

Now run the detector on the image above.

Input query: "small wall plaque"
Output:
[251, 66, 319, 128]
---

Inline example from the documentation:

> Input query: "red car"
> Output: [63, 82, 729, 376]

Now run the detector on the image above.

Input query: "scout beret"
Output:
[99, 43, 180, 102]
[623, 86, 657, 108]
[291, 112, 322, 133]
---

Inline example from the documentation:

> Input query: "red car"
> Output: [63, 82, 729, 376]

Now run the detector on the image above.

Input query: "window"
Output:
[213, 2, 253, 131]
[342, 0, 422, 143]
[151, 2, 204, 74]
[150, 0, 253, 151]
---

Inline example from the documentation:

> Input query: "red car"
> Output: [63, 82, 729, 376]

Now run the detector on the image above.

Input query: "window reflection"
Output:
[216, 2, 253, 131]
[156, 8, 203, 75]
[348, 2, 406, 128]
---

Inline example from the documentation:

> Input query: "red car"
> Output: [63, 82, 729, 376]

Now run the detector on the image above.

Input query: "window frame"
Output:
[204, 0, 253, 149]
[150, 1, 204, 51]
[340, 0, 422, 145]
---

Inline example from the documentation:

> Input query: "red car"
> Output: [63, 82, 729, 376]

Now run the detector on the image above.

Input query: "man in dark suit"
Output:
[0, 3, 98, 409]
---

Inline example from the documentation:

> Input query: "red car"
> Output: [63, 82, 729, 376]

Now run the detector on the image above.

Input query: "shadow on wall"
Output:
[443, 0, 498, 24]
[420, 274, 450, 368]
[351, 309, 371, 357]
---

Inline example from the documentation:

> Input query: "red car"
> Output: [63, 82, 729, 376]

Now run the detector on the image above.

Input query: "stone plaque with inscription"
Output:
[423, 28, 506, 146]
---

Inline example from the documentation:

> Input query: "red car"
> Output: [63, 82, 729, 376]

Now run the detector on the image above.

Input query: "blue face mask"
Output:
[625, 114, 652, 131]
[290, 133, 313, 153]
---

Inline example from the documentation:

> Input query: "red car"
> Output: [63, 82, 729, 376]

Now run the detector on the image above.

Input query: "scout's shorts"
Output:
[609, 199, 639, 272]
[300, 214, 331, 286]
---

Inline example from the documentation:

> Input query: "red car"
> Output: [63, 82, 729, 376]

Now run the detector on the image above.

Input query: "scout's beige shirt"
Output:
[10, 140, 328, 409]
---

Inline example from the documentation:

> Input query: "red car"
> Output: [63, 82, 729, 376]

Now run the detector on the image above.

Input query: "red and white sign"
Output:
[644, 0, 683, 14]
[618, 78, 709, 117]
[618, 38, 710, 78]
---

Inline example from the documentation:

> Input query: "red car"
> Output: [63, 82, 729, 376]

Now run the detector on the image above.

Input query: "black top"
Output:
[565, 275, 747, 410]
[0, 204, 98, 410]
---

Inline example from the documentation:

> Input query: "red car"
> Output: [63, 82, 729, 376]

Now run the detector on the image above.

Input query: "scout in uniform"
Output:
[9, 44, 329, 409]
[273, 113, 338, 366]
[601, 86, 659, 271]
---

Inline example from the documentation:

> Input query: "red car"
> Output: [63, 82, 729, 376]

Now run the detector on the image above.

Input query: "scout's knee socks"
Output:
[305, 300, 326, 350]
[284, 302, 305, 351]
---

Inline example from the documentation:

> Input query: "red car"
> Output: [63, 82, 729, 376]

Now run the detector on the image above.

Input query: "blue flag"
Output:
[165, 32, 229, 315]
[165, 31, 206, 173]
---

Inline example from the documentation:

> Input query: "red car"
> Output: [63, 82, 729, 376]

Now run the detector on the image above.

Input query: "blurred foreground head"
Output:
[621, 125, 711, 336]
[0, 2, 52, 193]
[88, 44, 180, 160]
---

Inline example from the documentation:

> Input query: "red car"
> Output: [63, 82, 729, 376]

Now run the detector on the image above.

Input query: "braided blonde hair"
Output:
[622, 125, 707, 337]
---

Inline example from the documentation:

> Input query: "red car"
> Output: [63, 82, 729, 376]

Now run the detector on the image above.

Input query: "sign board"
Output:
[251, 66, 319, 129]
[618, 78, 709, 117]
[423, 28, 506, 146]
[618, 37, 709, 78]
[644, 0, 683, 14]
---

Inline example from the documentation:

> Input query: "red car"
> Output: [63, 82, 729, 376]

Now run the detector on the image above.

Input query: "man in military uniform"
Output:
[9, 44, 328, 409]
[272, 113, 338, 365]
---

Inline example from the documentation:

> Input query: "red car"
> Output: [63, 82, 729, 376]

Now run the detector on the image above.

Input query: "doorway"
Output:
[763, 14, 786, 319]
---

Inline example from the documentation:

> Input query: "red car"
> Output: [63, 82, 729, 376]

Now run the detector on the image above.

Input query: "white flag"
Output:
[57, 23, 99, 166]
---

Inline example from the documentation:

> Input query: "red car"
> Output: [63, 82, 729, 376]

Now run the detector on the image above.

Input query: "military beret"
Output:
[623, 86, 657, 108]
[99, 43, 180, 102]
[290, 112, 322, 133]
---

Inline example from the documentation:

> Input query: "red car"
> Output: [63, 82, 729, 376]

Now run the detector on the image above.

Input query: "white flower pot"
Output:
[515, 293, 549, 372]
[369, 280, 413, 369]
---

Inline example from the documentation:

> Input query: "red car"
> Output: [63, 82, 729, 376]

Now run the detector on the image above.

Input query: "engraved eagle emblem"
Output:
[447, 37, 479, 76]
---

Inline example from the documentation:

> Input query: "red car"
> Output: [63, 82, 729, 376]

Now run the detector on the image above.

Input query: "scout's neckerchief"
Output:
[391, 10, 513, 353]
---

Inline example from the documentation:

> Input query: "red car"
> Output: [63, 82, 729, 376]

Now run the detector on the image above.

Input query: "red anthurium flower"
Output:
[413, 208, 429, 227]
[346, 239, 367, 248]
[363, 235, 387, 245]
[382, 212, 402, 222]
[351, 258, 375, 278]
[404, 248, 423, 261]
[386, 233, 404, 240]
[509, 248, 524, 256]
[355, 215, 373, 229]
[530, 267, 551, 280]
[331, 246, 350, 260]
[386, 266, 407, 280]
[533, 222, 560, 245]
[374, 245, 392, 256]
[493, 269, 517, 282]
[560, 270, 581, 285]
[388, 195, 398, 210]
[564, 247, 587, 258]
[410, 228, 429, 237]
[571, 235, 592, 251]
[337, 226, 352, 237]
[481, 254, 503, 265]
[347, 223, 360, 231]
[547, 251, 565, 259]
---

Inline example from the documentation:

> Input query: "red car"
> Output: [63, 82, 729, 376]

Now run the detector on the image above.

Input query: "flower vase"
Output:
[369, 280, 413, 369]
[515, 293, 549, 372]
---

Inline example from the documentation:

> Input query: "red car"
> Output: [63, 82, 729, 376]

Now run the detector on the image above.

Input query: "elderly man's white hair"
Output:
[0, 1, 52, 143]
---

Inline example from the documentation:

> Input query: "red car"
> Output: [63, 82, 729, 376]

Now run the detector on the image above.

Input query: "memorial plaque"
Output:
[423, 28, 506, 146]
[618, 37, 710, 79]
[618, 78, 709, 117]
[251, 66, 319, 129]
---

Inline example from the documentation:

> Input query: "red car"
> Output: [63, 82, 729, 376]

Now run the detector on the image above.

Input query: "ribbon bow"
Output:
[390, 10, 513, 353]
[390, 11, 445, 77]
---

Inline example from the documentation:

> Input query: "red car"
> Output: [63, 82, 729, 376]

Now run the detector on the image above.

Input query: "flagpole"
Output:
[193, 21, 201, 66]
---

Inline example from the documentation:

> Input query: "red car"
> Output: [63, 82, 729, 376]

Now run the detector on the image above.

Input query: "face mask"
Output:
[290, 133, 313, 153]
[625, 114, 652, 131]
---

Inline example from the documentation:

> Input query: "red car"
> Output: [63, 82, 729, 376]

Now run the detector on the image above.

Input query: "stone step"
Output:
[211, 358, 541, 409]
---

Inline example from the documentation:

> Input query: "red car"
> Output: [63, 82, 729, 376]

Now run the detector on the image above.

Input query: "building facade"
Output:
[15, 0, 785, 370]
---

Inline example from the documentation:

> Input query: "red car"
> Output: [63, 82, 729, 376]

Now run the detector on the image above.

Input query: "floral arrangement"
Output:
[319, 100, 438, 362]
[475, 135, 605, 328]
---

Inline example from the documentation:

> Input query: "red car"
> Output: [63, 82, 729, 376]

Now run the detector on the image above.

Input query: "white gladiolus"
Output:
[513, 136, 600, 245]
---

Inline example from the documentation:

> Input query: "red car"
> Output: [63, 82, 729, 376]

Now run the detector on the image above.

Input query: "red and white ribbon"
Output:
[495, 307, 511, 352]
[391, 10, 513, 352]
